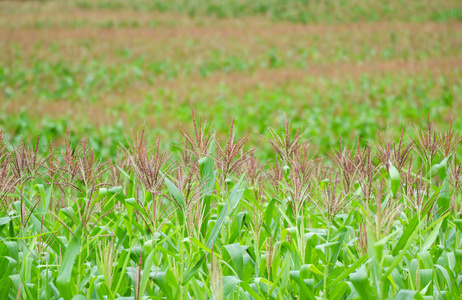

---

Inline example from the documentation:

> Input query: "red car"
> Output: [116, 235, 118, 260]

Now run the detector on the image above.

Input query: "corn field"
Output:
[0, 111, 462, 300]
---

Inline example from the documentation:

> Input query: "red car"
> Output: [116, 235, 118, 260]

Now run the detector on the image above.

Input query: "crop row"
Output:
[0, 113, 461, 299]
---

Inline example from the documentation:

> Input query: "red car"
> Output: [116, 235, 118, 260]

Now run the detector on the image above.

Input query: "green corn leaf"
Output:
[388, 269, 406, 290]
[350, 265, 376, 299]
[419, 269, 433, 295]
[437, 179, 450, 217]
[394, 290, 417, 300]
[0, 256, 17, 297]
[200, 156, 215, 237]
[434, 265, 451, 290]
[182, 255, 205, 285]
[164, 176, 185, 209]
[71, 295, 90, 300]
[224, 243, 246, 280]
[422, 218, 442, 251]
[223, 276, 241, 298]
[289, 270, 316, 300]
[95, 282, 114, 300]
[139, 250, 155, 295]
[56, 224, 83, 299]
[199, 156, 215, 196]
[329, 226, 347, 272]
[326, 255, 367, 289]
[153, 270, 177, 299]
[241, 282, 263, 300]
[0, 240, 19, 262]
[385, 218, 423, 278]
[34, 184, 52, 212]
[430, 156, 450, 180]
[418, 252, 434, 269]
[393, 215, 419, 256]
[187, 237, 221, 259]
[389, 161, 400, 198]
[0, 216, 18, 226]
[329, 281, 350, 300]
[206, 181, 244, 248]
[9, 274, 34, 300]
[190, 278, 206, 300]
[264, 198, 277, 230]
[454, 219, 462, 232]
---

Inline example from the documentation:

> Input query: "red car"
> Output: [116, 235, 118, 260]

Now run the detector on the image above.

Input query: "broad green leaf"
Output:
[206, 181, 244, 248]
[95, 282, 114, 300]
[422, 219, 442, 251]
[139, 250, 155, 295]
[389, 161, 400, 198]
[393, 215, 419, 256]
[0, 256, 17, 296]
[182, 255, 205, 285]
[199, 156, 215, 196]
[187, 237, 221, 259]
[394, 290, 417, 300]
[437, 179, 450, 216]
[56, 224, 83, 299]
[223, 276, 241, 298]
[72, 296, 90, 300]
[329, 281, 350, 300]
[164, 176, 185, 209]
[350, 265, 376, 299]
[153, 270, 177, 299]
[0, 216, 17, 226]
[200, 156, 215, 237]
[289, 270, 316, 300]
[326, 255, 367, 289]
[224, 243, 246, 280]
[386, 219, 423, 278]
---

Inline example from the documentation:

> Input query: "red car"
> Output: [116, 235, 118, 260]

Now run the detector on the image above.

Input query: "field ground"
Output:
[1, 0, 462, 158]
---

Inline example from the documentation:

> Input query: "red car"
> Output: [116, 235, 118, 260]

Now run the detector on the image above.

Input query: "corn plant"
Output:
[0, 113, 461, 300]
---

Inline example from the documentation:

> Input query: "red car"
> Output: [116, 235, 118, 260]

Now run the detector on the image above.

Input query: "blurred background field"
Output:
[1, 0, 461, 158]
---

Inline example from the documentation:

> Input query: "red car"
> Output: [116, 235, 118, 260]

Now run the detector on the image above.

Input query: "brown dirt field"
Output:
[2, 20, 461, 42]
[1, 3, 461, 137]
[1, 0, 460, 23]
[191, 57, 462, 87]
[2, 20, 461, 70]
[4, 58, 461, 127]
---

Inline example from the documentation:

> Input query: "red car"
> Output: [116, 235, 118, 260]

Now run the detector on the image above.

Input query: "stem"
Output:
[323, 223, 331, 300]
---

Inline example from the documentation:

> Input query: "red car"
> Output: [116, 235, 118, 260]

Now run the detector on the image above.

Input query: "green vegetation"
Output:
[2, 72, 462, 160]
[0, 114, 462, 299]
[1, 1, 461, 160]
[1, 0, 462, 298]
[71, 0, 462, 23]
